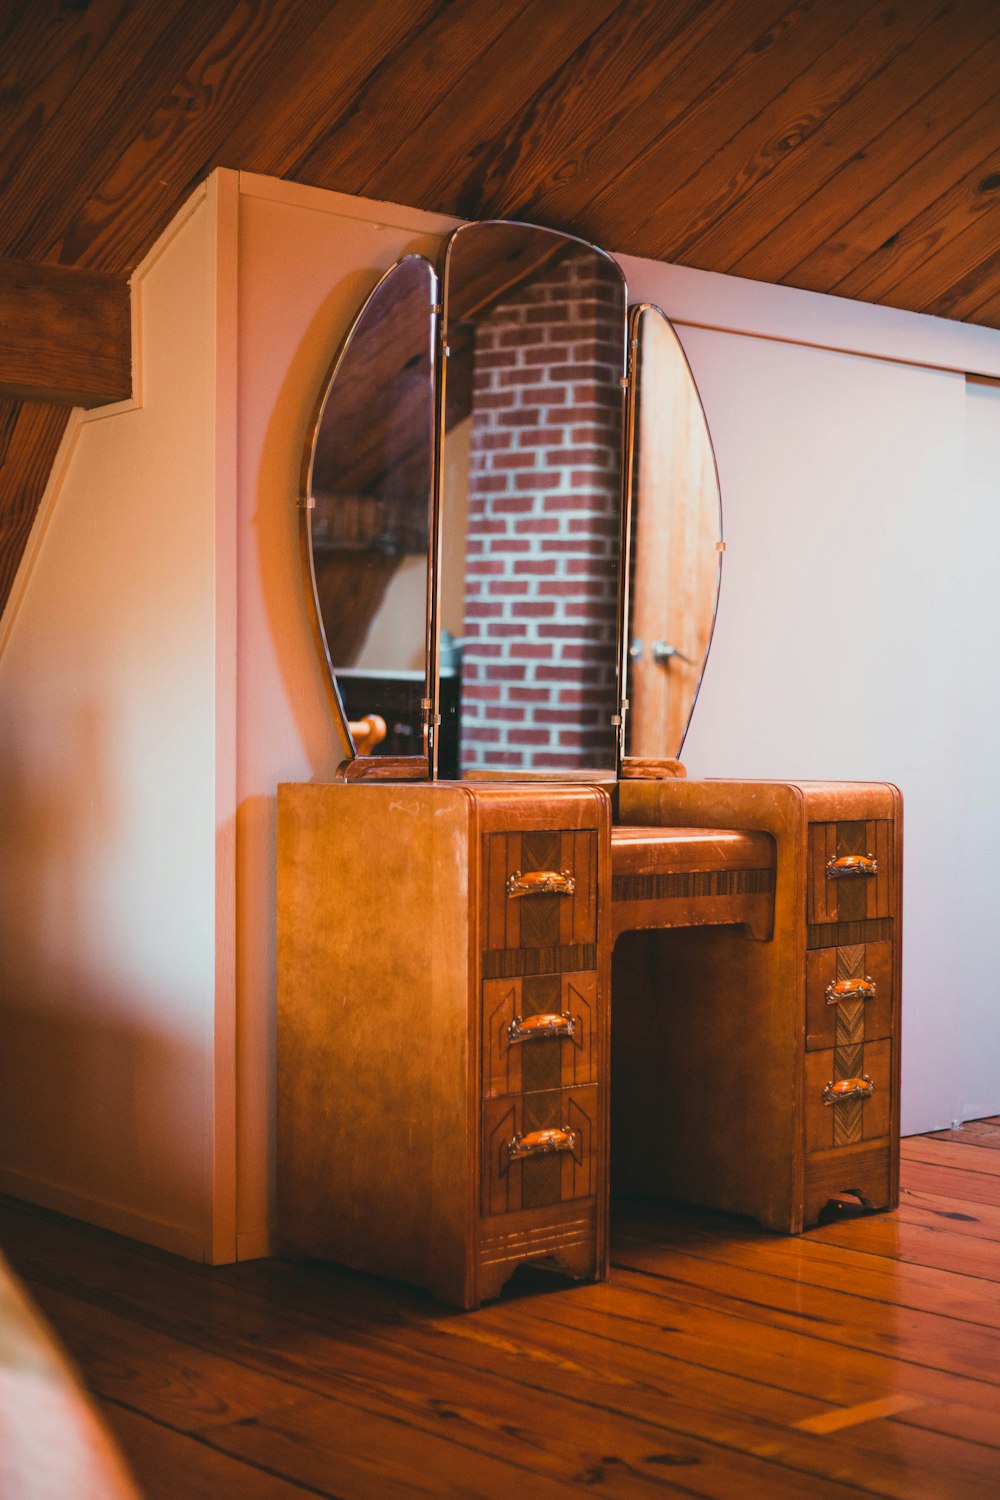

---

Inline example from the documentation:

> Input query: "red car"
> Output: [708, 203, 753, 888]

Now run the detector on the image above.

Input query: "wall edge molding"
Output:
[0, 1166, 209, 1263]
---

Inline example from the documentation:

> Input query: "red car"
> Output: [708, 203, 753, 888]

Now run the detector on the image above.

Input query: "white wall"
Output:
[655, 332, 968, 1132]
[0, 177, 238, 1261]
[959, 377, 1000, 1123]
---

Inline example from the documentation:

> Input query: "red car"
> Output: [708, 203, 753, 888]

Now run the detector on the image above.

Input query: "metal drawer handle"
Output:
[826, 854, 877, 879]
[825, 977, 876, 1004]
[506, 869, 575, 898]
[507, 1012, 576, 1043]
[507, 1127, 576, 1160]
[823, 1076, 875, 1105]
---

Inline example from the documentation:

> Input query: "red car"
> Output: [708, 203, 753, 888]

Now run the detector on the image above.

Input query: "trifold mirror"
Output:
[300, 221, 722, 780]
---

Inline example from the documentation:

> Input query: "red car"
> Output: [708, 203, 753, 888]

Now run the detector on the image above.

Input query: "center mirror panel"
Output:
[437, 221, 628, 777]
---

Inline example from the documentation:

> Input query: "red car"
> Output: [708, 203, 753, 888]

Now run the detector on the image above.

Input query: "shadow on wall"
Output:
[0, 704, 210, 1242]
[0, 998, 209, 1239]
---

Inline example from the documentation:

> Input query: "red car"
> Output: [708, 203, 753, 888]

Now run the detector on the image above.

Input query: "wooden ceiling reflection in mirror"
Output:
[301, 254, 437, 769]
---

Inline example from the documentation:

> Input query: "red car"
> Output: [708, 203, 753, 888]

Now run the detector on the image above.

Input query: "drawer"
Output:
[482, 972, 597, 1097]
[805, 940, 893, 1051]
[807, 820, 893, 925]
[482, 829, 598, 952]
[481, 1084, 599, 1217]
[804, 1038, 892, 1155]
[803, 1140, 892, 1226]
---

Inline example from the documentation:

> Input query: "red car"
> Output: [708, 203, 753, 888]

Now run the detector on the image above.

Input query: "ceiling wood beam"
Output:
[0, 258, 131, 408]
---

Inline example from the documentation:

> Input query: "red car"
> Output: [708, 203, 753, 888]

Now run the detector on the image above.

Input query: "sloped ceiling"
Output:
[2, 0, 999, 607]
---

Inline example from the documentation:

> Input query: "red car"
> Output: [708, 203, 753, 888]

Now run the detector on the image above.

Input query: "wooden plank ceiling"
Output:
[2, 0, 999, 610]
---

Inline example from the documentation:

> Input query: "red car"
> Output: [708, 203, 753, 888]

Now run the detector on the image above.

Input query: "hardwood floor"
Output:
[3, 1125, 1000, 1499]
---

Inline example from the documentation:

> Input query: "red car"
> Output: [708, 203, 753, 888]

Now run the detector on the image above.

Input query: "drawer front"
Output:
[807, 820, 893, 925]
[483, 971, 597, 1097]
[481, 1085, 598, 1217]
[803, 1141, 892, 1226]
[805, 941, 893, 1052]
[804, 1038, 892, 1154]
[482, 829, 598, 952]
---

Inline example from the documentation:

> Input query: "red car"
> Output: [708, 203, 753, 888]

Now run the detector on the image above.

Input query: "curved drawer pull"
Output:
[506, 869, 575, 898]
[823, 1075, 875, 1105]
[507, 1012, 576, 1044]
[507, 1127, 576, 1161]
[826, 854, 877, 879]
[825, 977, 876, 1005]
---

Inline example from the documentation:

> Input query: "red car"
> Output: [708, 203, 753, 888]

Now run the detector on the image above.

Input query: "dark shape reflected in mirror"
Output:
[436, 222, 627, 776]
[624, 305, 722, 761]
[301, 254, 437, 767]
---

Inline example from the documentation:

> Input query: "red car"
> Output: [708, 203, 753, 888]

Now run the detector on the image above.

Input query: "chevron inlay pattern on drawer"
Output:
[833, 944, 867, 1146]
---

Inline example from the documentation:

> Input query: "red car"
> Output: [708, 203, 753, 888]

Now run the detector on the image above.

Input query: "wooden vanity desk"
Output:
[280, 216, 902, 1309]
[277, 772, 901, 1309]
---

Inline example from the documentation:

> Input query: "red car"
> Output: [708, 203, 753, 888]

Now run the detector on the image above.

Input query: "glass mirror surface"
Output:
[437, 222, 627, 776]
[302, 254, 436, 764]
[625, 305, 722, 760]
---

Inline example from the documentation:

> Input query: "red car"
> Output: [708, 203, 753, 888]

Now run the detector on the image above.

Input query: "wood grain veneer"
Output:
[280, 774, 902, 1297]
[278, 778, 612, 1308]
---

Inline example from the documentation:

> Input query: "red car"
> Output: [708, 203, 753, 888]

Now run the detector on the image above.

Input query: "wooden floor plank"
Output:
[900, 1158, 1000, 1208]
[614, 1208, 1000, 1327]
[4, 1126, 1000, 1500]
[19, 1244, 981, 1500]
[26, 1278, 746, 1500]
[902, 1136, 1000, 1176]
[100, 1402, 323, 1500]
[11, 1235, 868, 1500]
[926, 1124, 1000, 1149]
[0, 1204, 933, 1498]
[807, 1205, 1000, 1271]
[605, 1248, 1000, 1383]
[485, 1287, 1000, 1500]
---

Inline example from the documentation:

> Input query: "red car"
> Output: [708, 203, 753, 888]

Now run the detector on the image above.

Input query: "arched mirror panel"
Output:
[436, 221, 628, 777]
[301, 254, 437, 768]
[624, 304, 722, 762]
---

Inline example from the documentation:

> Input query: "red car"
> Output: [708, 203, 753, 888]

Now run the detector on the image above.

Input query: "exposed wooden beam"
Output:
[0, 258, 131, 407]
